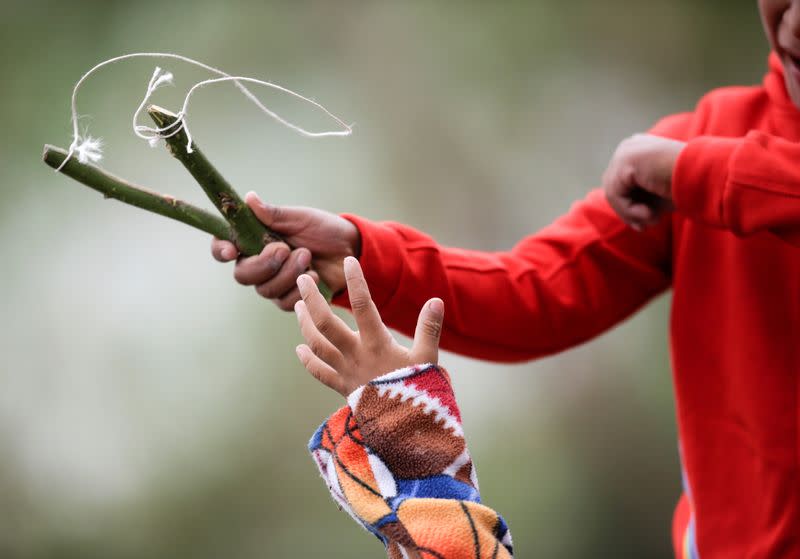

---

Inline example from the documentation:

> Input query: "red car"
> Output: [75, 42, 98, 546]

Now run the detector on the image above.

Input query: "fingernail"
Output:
[343, 256, 358, 274]
[297, 250, 311, 270]
[429, 298, 444, 314]
[270, 247, 289, 269]
[296, 274, 310, 296]
[222, 247, 234, 260]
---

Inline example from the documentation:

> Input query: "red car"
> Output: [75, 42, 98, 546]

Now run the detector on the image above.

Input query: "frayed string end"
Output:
[75, 136, 103, 164]
[151, 67, 173, 89]
[64, 52, 352, 166]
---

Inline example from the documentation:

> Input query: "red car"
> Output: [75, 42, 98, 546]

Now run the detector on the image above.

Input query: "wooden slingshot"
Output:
[42, 104, 333, 300]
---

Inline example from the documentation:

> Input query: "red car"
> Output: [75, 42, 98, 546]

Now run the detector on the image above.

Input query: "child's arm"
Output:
[604, 130, 800, 247]
[297, 257, 513, 558]
[215, 116, 690, 362]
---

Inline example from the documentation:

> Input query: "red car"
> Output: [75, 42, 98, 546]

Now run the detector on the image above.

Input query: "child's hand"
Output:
[210, 192, 361, 311]
[293, 256, 444, 397]
[602, 133, 686, 230]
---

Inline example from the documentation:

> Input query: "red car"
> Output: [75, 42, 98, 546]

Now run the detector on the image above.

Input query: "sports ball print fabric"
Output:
[310, 364, 513, 558]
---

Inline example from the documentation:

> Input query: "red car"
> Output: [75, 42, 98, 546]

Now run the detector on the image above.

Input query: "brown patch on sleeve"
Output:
[454, 462, 475, 488]
[354, 385, 465, 479]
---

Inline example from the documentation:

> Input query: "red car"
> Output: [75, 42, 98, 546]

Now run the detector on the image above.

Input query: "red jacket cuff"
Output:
[672, 136, 738, 229]
[332, 214, 405, 312]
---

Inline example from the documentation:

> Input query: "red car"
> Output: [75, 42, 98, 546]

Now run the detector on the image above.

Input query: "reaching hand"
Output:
[294, 256, 444, 397]
[210, 192, 361, 310]
[602, 133, 686, 231]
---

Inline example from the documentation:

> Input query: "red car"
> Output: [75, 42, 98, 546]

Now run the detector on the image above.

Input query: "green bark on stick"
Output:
[147, 105, 333, 300]
[147, 105, 281, 255]
[43, 145, 232, 241]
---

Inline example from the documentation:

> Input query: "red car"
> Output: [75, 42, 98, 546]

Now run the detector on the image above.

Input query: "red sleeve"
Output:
[333, 114, 691, 362]
[672, 130, 800, 246]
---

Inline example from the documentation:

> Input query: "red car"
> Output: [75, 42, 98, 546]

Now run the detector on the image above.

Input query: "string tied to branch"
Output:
[56, 52, 353, 171]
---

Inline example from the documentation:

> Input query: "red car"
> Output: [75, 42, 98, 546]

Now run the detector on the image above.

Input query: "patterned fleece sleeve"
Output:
[309, 364, 513, 559]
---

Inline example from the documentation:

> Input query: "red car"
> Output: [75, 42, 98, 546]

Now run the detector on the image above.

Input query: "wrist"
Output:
[314, 220, 362, 294]
[326, 218, 361, 296]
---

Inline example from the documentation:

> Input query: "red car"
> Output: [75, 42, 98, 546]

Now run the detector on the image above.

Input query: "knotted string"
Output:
[57, 52, 353, 171]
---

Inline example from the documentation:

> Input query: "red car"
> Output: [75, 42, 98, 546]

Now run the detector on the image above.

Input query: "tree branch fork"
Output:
[43, 104, 333, 300]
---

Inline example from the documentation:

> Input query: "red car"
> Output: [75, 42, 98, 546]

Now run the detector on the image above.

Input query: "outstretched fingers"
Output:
[296, 274, 356, 352]
[343, 256, 389, 346]
[295, 344, 345, 395]
[295, 299, 345, 370]
[410, 298, 444, 364]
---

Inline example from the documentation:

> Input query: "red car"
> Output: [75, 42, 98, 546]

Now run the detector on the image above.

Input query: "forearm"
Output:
[672, 131, 800, 245]
[309, 364, 513, 558]
[334, 190, 671, 362]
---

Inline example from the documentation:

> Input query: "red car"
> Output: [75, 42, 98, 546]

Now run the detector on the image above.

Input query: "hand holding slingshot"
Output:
[42, 53, 353, 301]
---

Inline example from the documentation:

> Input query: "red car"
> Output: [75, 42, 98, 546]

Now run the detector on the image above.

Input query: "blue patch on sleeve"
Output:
[308, 422, 325, 452]
[395, 475, 481, 503]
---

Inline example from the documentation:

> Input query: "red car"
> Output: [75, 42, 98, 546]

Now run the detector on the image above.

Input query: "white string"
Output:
[57, 52, 353, 171]
[131, 66, 176, 148]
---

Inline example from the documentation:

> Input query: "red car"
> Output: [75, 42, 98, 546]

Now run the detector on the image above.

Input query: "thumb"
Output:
[244, 191, 305, 234]
[410, 298, 444, 364]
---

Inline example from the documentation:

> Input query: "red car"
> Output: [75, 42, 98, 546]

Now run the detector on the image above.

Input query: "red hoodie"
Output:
[333, 53, 800, 558]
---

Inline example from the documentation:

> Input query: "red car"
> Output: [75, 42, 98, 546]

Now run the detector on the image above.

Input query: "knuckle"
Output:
[315, 316, 334, 336]
[309, 366, 328, 386]
[349, 294, 371, 313]
[264, 242, 290, 266]
[267, 258, 287, 275]
[423, 318, 442, 339]
[621, 164, 637, 185]
[270, 205, 283, 222]
[364, 336, 385, 354]
[233, 267, 249, 285]
[617, 138, 636, 158]
[308, 339, 324, 356]
[256, 282, 280, 299]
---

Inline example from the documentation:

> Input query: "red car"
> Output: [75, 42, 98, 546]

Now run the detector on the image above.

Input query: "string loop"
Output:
[57, 52, 352, 171]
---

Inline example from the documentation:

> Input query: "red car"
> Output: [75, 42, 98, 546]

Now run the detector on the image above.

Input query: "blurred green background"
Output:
[0, 1, 767, 557]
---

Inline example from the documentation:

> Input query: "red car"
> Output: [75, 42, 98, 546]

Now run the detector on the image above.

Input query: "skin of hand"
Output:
[293, 256, 445, 397]
[210, 192, 361, 310]
[602, 133, 686, 231]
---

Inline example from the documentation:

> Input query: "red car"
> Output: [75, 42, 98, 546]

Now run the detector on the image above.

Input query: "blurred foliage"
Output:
[0, 0, 766, 557]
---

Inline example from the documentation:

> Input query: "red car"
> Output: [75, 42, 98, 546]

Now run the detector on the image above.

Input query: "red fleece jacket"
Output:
[333, 53, 800, 558]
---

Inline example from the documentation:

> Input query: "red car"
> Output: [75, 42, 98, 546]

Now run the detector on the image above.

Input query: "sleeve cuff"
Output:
[308, 364, 477, 520]
[671, 136, 738, 229]
[332, 214, 406, 312]
[308, 365, 514, 556]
